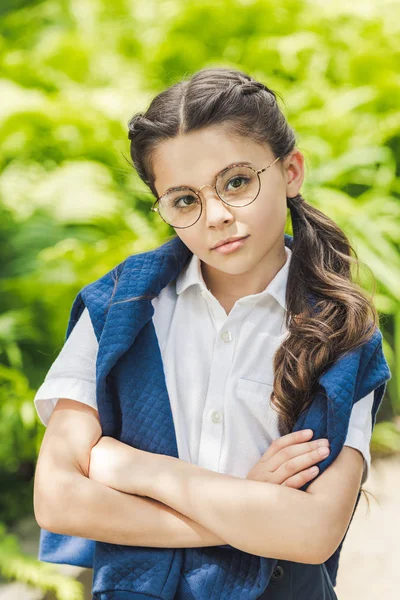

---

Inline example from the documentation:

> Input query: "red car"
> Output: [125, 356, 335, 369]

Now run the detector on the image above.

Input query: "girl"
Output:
[34, 67, 390, 599]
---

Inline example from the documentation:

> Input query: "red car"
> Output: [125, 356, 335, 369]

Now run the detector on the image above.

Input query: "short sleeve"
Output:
[34, 307, 98, 426]
[343, 390, 374, 485]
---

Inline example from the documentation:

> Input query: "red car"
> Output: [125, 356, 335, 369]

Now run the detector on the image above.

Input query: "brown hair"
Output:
[126, 66, 379, 500]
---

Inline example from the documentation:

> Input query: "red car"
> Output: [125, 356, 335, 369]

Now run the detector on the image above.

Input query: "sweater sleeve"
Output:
[34, 307, 98, 427]
[343, 390, 374, 485]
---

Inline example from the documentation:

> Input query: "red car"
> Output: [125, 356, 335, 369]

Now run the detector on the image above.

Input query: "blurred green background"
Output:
[1, 0, 399, 597]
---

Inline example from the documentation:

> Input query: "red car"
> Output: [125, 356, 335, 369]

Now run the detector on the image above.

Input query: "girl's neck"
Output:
[200, 240, 288, 313]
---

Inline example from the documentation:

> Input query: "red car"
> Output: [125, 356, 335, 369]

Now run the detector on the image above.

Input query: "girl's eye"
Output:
[225, 176, 250, 191]
[173, 195, 198, 208]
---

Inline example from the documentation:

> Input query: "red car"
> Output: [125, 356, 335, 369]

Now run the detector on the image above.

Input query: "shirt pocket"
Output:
[236, 377, 278, 437]
[237, 377, 274, 399]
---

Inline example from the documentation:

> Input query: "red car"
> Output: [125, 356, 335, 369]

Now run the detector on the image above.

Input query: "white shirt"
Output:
[34, 245, 374, 484]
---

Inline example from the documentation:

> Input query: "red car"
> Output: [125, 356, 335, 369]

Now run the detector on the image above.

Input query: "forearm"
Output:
[134, 452, 324, 563]
[39, 470, 227, 548]
[88, 437, 325, 563]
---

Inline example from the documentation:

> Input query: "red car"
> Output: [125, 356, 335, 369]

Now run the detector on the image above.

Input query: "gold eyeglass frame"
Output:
[150, 156, 281, 229]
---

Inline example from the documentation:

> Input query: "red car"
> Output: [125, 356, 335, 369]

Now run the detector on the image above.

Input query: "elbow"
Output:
[34, 494, 55, 532]
[33, 474, 52, 531]
[33, 487, 60, 532]
[306, 545, 333, 566]
[299, 534, 334, 565]
[309, 542, 338, 566]
[288, 539, 329, 566]
[308, 520, 343, 565]
[34, 508, 56, 533]
[33, 471, 74, 533]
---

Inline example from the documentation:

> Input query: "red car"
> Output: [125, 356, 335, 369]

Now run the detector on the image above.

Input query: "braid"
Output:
[240, 80, 276, 99]
[127, 113, 145, 140]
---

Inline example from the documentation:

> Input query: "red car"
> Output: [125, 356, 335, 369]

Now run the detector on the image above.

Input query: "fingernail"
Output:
[319, 447, 330, 456]
[302, 429, 313, 437]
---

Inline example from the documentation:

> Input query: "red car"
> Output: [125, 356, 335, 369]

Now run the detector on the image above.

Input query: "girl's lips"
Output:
[212, 236, 249, 254]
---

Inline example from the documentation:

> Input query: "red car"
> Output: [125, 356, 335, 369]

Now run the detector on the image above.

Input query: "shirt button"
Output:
[211, 410, 223, 423]
[220, 330, 232, 343]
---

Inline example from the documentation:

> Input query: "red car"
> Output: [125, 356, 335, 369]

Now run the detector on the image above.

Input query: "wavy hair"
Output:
[126, 66, 379, 500]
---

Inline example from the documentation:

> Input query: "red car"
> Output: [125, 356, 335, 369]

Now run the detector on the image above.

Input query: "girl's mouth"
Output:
[212, 236, 249, 254]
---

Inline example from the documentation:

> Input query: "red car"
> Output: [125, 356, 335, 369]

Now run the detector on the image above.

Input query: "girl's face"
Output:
[152, 125, 304, 294]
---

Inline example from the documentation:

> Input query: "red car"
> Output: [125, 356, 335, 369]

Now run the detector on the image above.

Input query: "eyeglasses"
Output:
[151, 156, 281, 229]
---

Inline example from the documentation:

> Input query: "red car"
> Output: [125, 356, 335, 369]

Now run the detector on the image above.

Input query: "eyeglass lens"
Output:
[156, 165, 260, 228]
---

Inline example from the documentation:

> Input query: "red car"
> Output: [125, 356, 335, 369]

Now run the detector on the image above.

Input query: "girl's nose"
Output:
[200, 187, 235, 226]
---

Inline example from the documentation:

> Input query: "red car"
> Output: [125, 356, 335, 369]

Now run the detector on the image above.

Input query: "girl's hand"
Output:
[246, 429, 330, 488]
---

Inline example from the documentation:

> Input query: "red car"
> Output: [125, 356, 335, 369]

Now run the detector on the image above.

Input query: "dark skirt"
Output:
[257, 559, 339, 599]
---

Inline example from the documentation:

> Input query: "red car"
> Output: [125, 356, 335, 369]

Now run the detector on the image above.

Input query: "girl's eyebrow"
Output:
[161, 161, 254, 195]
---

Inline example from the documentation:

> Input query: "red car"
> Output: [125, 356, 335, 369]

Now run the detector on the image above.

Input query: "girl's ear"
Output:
[284, 149, 304, 198]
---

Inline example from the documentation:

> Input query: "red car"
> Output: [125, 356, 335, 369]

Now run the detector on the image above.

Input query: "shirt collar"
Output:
[175, 245, 292, 311]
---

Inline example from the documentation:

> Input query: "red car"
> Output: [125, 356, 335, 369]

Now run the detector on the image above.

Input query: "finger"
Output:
[263, 438, 330, 472]
[274, 445, 330, 481]
[281, 466, 320, 488]
[246, 441, 327, 485]
[260, 429, 314, 462]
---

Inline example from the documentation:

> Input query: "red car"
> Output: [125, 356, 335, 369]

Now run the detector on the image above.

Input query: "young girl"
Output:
[34, 67, 391, 600]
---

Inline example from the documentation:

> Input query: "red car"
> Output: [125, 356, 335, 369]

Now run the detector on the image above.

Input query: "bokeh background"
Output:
[1, 0, 399, 598]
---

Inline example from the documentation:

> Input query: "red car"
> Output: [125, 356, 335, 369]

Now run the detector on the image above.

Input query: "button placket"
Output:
[197, 313, 235, 472]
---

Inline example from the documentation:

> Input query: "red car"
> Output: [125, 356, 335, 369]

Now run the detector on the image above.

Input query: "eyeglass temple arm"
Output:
[257, 156, 280, 175]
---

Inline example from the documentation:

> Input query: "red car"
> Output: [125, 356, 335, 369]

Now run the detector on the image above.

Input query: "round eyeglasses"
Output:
[151, 156, 281, 229]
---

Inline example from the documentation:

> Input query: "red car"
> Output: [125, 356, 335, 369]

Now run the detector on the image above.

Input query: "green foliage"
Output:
[1, 0, 399, 596]
[0, 523, 84, 599]
[371, 421, 400, 456]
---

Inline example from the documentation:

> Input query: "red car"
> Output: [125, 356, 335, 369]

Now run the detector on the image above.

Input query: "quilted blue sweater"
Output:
[38, 233, 391, 599]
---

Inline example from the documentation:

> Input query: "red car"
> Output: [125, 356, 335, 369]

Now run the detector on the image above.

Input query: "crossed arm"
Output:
[87, 436, 364, 564]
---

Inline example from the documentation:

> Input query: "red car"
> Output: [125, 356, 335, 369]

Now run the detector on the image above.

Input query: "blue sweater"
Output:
[38, 233, 391, 599]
